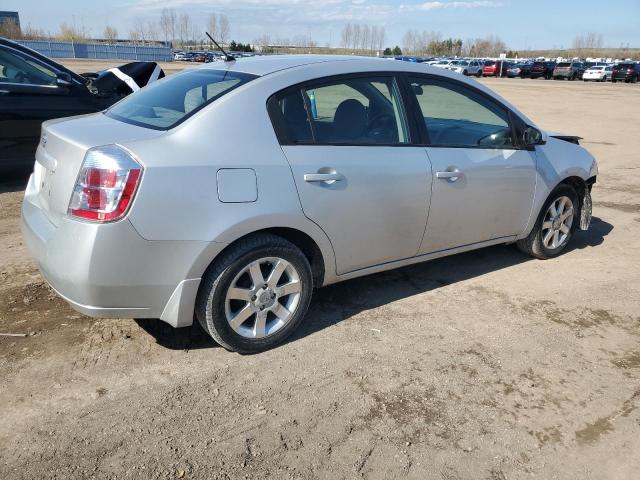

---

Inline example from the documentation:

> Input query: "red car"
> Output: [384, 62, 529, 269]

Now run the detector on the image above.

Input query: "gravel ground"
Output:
[1, 63, 639, 479]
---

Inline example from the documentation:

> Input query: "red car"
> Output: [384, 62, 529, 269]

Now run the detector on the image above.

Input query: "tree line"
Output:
[0, 16, 617, 60]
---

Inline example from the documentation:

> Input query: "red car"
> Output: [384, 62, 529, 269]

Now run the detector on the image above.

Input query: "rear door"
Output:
[269, 74, 432, 274]
[405, 76, 537, 254]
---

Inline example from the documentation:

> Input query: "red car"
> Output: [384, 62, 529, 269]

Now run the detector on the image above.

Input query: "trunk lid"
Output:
[34, 113, 164, 226]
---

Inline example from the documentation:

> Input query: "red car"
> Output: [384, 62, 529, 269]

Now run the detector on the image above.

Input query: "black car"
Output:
[0, 38, 163, 172]
[611, 63, 640, 83]
[529, 61, 556, 80]
[506, 62, 533, 78]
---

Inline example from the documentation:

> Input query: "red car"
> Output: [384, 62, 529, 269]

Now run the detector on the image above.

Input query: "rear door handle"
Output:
[435, 169, 462, 182]
[304, 172, 344, 183]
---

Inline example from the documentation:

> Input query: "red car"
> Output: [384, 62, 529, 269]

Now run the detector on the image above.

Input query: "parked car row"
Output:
[173, 50, 258, 62]
[397, 56, 640, 83]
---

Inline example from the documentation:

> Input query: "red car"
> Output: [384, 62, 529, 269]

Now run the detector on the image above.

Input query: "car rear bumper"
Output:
[21, 174, 220, 327]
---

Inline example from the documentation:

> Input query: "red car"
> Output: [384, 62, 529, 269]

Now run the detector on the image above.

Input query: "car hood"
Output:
[547, 131, 583, 145]
[83, 62, 165, 99]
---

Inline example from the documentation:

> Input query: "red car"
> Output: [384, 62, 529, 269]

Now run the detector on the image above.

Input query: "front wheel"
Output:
[516, 185, 579, 260]
[196, 234, 313, 353]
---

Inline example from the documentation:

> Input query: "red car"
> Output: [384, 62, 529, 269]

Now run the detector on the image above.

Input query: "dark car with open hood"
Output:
[0, 37, 164, 173]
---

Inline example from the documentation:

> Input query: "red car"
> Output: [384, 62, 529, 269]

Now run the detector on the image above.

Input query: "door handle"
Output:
[304, 172, 343, 184]
[435, 169, 462, 182]
[0, 89, 10, 96]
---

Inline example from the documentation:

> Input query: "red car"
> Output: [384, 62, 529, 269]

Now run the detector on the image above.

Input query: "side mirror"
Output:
[56, 72, 73, 88]
[524, 126, 546, 146]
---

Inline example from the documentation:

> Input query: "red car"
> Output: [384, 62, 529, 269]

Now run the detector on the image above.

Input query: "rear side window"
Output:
[408, 77, 514, 149]
[269, 76, 410, 146]
[106, 69, 256, 130]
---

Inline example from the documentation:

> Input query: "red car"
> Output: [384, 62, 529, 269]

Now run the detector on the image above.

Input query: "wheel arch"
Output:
[189, 223, 334, 288]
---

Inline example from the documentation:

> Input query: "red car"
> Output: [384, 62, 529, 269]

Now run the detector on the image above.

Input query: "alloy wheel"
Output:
[541, 196, 574, 250]
[224, 257, 302, 339]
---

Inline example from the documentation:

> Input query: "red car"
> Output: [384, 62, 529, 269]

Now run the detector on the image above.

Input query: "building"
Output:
[0, 11, 20, 31]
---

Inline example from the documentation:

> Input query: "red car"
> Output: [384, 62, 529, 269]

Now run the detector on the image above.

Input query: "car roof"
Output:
[200, 55, 400, 76]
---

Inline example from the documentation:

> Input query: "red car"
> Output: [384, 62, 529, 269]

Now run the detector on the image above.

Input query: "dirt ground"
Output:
[1, 61, 640, 480]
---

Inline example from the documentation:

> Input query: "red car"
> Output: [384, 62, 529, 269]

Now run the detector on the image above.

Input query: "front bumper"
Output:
[21, 174, 221, 327]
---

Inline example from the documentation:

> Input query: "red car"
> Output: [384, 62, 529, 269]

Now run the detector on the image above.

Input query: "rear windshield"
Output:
[106, 69, 257, 130]
[556, 63, 571, 67]
[616, 63, 635, 69]
[484, 61, 496, 66]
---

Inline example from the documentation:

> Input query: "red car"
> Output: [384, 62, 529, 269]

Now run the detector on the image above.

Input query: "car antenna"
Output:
[205, 32, 235, 62]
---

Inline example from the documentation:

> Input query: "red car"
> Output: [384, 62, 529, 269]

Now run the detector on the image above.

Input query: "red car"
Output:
[482, 60, 510, 77]
[194, 53, 206, 63]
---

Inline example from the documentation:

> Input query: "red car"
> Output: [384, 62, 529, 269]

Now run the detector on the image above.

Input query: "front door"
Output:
[271, 74, 432, 274]
[406, 76, 537, 254]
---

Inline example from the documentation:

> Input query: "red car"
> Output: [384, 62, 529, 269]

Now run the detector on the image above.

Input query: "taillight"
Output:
[68, 145, 142, 222]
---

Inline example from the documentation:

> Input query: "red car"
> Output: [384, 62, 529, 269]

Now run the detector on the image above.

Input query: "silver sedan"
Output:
[22, 55, 598, 352]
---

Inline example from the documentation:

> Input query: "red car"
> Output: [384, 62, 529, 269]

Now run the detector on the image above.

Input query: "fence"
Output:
[14, 40, 173, 62]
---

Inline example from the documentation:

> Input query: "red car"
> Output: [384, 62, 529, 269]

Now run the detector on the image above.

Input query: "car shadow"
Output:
[134, 318, 218, 350]
[136, 216, 613, 352]
[288, 216, 614, 345]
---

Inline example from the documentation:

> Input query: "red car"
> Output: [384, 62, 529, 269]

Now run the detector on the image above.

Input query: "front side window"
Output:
[0, 47, 57, 86]
[271, 76, 410, 145]
[408, 77, 514, 149]
[107, 69, 256, 130]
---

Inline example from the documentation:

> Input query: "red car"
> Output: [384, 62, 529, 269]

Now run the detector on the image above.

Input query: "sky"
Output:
[3, 0, 639, 50]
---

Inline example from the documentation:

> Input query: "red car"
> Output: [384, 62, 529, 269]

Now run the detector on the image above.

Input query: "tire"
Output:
[516, 185, 579, 260]
[476, 71, 481, 78]
[195, 233, 313, 353]
[463, 70, 468, 76]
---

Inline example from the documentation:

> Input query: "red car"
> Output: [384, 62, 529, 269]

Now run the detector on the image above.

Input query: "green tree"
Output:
[383, 47, 392, 56]
[392, 45, 402, 56]
[229, 40, 238, 51]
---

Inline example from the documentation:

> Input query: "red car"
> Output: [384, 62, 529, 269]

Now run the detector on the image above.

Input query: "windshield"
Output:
[106, 69, 257, 130]
[556, 63, 571, 67]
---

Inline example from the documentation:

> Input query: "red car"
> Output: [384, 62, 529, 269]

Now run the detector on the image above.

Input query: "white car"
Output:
[431, 60, 453, 69]
[447, 60, 483, 77]
[583, 65, 612, 82]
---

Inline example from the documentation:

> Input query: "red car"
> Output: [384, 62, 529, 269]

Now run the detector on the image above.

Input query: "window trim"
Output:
[267, 71, 419, 148]
[0, 44, 75, 89]
[400, 73, 526, 151]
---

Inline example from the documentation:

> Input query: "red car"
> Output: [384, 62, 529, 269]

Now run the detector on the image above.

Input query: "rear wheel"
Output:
[196, 234, 313, 353]
[517, 185, 579, 260]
